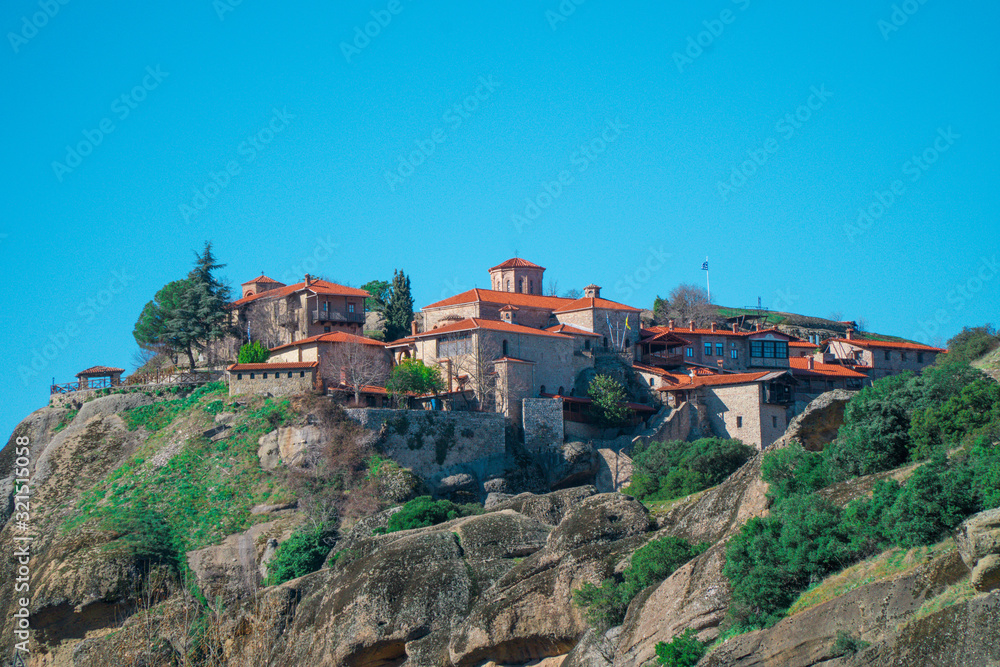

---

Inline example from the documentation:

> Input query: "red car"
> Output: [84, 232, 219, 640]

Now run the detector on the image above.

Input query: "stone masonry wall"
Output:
[522, 398, 564, 452]
[344, 408, 506, 491]
[228, 371, 315, 397]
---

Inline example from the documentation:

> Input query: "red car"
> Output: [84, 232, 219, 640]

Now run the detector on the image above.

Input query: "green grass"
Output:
[63, 386, 292, 555]
[52, 409, 78, 433]
[910, 577, 978, 623]
[787, 539, 955, 616]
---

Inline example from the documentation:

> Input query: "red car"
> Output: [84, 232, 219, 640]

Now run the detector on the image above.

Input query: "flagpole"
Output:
[704, 256, 711, 301]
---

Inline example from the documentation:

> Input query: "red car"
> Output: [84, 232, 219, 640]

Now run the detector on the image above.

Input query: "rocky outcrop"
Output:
[490, 486, 599, 527]
[614, 541, 731, 667]
[777, 389, 855, 451]
[256, 424, 325, 470]
[701, 549, 969, 667]
[955, 507, 1000, 592]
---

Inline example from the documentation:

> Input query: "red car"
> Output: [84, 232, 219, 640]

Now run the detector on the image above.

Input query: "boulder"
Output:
[777, 389, 855, 451]
[437, 472, 480, 503]
[547, 441, 600, 489]
[546, 494, 651, 554]
[74, 392, 154, 424]
[256, 425, 326, 470]
[491, 486, 599, 526]
[955, 507, 1000, 592]
[375, 464, 428, 504]
[257, 431, 281, 470]
[563, 626, 619, 667]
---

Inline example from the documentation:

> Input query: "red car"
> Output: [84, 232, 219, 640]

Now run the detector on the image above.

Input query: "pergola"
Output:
[75, 366, 124, 390]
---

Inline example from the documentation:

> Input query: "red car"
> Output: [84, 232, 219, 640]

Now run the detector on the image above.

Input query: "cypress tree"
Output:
[384, 269, 414, 342]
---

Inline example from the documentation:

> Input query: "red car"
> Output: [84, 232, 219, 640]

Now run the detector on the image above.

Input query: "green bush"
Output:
[946, 325, 1000, 363]
[626, 438, 754, 502]
[385, 496, 482, 533]
[909, 378, 1000, 458]
[237, 341, 270, 364]
[760, 443, 831, 503]
[655, 628, 707, 667]
[574, 536, 706, 627]
[266, 525, 335, 585]
[588, 374, 630, 428]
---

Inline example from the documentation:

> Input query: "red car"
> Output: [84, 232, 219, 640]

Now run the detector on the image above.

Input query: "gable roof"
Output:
[788, 357, 869, 378]
[553, 296, 641, 313]
[490, 258, 544, 271]
[269, 331, 385, 352]
[415, 318, 572, 339]
[827, 338, 946, 353]
[228, 361, 318, 371]
[423, 288, 572, 311]
[76, 366, 124, 376]
[546, 323, 601, 337]
[230, 278, 369, 307]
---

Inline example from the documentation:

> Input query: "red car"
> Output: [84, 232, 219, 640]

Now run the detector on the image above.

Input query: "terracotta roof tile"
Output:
[827, 338, 946, 353]
[227, 362, 318, 371]
[230, 279, 369, 307]
[553, 296, 641, 313]
[240, 275, 284, 286]
[423, 288, 571, 311]
[416, 318, 572, 339]
[269, 332, 384, 352]
[489, 257, 544, 271]
[546, 323, 601, 336]
[76, 366, 124, 376]
[788, 357, 869, 378]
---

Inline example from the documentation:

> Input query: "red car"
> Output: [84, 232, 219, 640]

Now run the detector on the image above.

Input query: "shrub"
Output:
[888, 454, 977, 548]
[385, 496, 481, 533]
[655, 628, 707, 667]
[908, 378, 1000, 458]
[946, 325, 1000, 363]
[831, 630, 869, 657]
[760, 443, 831, 503]
[386, 359, 445, 398]
[626, 438, 754, 502]
[266, 525, 335, 585]
[588, 374, 631, 428]
[237, 341, 270, 364]
[826, 375, 913, 479]
[574, 536, 706, 627]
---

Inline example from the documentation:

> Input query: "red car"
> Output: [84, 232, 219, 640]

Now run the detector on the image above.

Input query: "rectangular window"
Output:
[901, 351, 907, 362]
[772, 415, 778, 428]
[716, 343, 724, 356]
[736, 416, 743, 428]
[775, 341, 788, 359]
[751, 341, 763, 357]
[349, 303, 355, 313]
[704, 343, 713, 356]
[249, 373, 255, 379]
[917, 352, 924, 363]
[287, 372, 293, 378]
[263, 372, 268, 379]
[300, 371, 305, 378]
[730, 349, 738, 359]
[686, 347, 694, 358]
[237, 373, 243, 380]
[763, 341, 775, 358]
[885, 350, 891, 361]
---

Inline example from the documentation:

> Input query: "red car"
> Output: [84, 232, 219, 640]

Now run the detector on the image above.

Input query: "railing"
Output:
[52, 368, 223, 395]
[311, 310, 365, 324]
[51, 377, 120, 394]
[642, 352, 683, 366]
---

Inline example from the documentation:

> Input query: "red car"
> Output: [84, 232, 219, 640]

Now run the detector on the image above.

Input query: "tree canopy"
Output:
[587, 374, 630, 428]
[383, 269, 414, 342]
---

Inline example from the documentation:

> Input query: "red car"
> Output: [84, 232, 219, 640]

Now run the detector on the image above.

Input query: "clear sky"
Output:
[2, 1, 998, 441]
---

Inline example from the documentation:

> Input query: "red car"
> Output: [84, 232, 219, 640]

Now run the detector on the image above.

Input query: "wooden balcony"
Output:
[641, 352, 684, 367]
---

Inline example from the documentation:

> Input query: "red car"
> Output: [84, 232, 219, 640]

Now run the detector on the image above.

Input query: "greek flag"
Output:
[701, 260, 709, 271]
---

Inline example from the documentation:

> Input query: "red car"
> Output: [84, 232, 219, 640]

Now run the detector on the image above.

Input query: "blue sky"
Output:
[2, 1, 998, 440]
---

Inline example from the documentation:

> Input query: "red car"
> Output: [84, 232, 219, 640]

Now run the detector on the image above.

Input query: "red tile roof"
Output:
[76, 366, 124, 376]
[790, 341, 822, 348]
[240, 275, 284, 286]
[384, 336, 417, 348]
[494, 356, 536, 364]
[644, 325, 793, 339]
[827, 338, 946, 353]
[423, 288, 572, 311]
[546, 323, 601, 337]
[490, 257, 544, 271]
[554, 296, 641, 313]
[788, 357, 869, 378]
[227, 362, 318, 371]
[640, 330, 692, 345]
[229, 279, 369, 307]
[416, 318, 572, 339]
[269, 331, 384, 352]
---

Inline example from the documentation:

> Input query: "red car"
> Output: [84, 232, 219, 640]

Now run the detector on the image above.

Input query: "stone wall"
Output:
[522, 398, 564, 452]
[344, 408, 506, 492]
[228, 370, 316, 397]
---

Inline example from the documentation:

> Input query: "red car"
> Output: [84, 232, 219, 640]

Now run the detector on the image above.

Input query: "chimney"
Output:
[304, 273, 312, 286]
[411, 320, 418, 336]
[807, 356, 815, 370]
[584, 284, 601, 298]
[710, 322, 717, 332]
[689, 320, 695, 331]
[668, 319, 675, 330]
[732, 323, 739, 333]
[846, 327, 854, 340]
[754, 323, 761, 331]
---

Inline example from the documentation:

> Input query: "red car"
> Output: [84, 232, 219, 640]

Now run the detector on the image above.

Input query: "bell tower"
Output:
[488, 258, 545, 294]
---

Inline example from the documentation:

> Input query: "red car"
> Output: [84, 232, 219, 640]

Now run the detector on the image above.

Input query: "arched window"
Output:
[529, 280, 534, 294]
[506, 280, 511, 292]
[558, 386, 564, 395]
[603, 337, 608, 348]
[585, 339, 591, 350]
[649, 377, 655, 386]
[502, 339, 508, 356]
[540, 385, 546, 395]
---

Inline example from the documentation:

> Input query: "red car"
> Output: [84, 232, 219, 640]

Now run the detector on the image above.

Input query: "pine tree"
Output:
[383, 269, 414, 342]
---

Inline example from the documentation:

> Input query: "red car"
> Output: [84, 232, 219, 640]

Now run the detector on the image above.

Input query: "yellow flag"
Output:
[625, 315, 631, 330]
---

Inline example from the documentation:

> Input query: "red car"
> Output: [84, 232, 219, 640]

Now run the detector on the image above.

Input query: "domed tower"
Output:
[489, 258, 545, 294]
